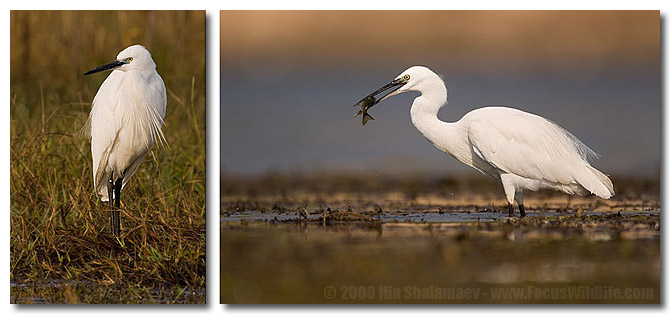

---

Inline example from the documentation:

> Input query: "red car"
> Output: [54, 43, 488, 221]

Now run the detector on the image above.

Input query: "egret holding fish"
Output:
[84, 45, 167, 236]
[354, 66, 614, 217]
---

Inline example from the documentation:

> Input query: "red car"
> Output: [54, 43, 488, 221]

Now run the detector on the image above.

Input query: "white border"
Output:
[2, 1, 668, 313]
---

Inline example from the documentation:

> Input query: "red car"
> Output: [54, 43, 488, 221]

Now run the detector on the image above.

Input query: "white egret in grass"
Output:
[84, 45, 167, 236]
[355, 66, 614, 217]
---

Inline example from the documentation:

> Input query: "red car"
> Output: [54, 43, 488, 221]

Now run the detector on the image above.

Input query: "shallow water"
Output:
[221, 175, 660, 304]
[221, 209, 659, 223]
[221, 210, 660, 303]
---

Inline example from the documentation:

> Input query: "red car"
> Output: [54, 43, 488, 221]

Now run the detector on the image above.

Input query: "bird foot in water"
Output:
[508, 204, 527, 218]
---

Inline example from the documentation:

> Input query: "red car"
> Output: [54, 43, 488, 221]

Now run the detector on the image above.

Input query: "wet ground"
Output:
[221, 175, 660, 304]
[10, 279, 205, 304]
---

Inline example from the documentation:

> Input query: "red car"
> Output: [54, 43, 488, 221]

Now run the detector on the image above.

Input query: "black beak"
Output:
[84, 59, 126, 76]
[355, 77, 408, 108]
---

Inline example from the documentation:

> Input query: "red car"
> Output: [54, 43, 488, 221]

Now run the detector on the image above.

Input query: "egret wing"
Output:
[89, 71, 167, 201]
[90, 71, 126, 201]
[466, 109, 595, 185]
[112, 71, 167, 189]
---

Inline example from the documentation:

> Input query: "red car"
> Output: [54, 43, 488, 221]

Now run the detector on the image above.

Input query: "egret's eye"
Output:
[126, 57, 133, 62]
[403, 74, 410, 80]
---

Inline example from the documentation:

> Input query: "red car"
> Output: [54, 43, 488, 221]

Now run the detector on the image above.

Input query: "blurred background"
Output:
[221, 11, 660, 179]
[11, 11, 205, 109]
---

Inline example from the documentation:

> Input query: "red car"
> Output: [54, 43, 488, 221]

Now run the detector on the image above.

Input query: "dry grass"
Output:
[10, 11, 206, 304]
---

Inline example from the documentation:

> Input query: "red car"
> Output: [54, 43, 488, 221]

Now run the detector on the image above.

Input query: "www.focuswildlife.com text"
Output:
[323, 285, 655, 301]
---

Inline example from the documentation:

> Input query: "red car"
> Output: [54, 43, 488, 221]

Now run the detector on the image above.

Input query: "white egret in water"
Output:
[84, 45, 167, 236]
[355, 66, 614, 217]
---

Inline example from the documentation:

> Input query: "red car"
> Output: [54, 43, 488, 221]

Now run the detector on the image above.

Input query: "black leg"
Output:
[111, 177, 122, 237]
[107, 173, 115, 236]
[508, 203, 514, 217]
[519, 204, 526, 217]
[114, 177, 122, 209]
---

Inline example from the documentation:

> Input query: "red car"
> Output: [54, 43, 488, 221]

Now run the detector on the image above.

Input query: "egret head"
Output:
[84, 44, 156, 76]
[392, 66, 444, 94]
[356, 66, 443, 106]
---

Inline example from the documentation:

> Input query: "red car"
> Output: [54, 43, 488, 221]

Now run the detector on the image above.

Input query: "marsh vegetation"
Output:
[10, 11, 206, 303]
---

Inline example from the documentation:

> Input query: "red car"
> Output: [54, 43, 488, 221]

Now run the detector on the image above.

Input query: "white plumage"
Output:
[358, 65, 613, 217]
[84, 45, 166, 235]
[87, 45, 166, 201]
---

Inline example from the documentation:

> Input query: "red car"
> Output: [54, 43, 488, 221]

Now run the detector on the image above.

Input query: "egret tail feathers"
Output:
[575, 166, 614, 199]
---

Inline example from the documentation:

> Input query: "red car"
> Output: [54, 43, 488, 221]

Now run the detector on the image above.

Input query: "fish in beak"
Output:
[353, 77, 408, 125]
